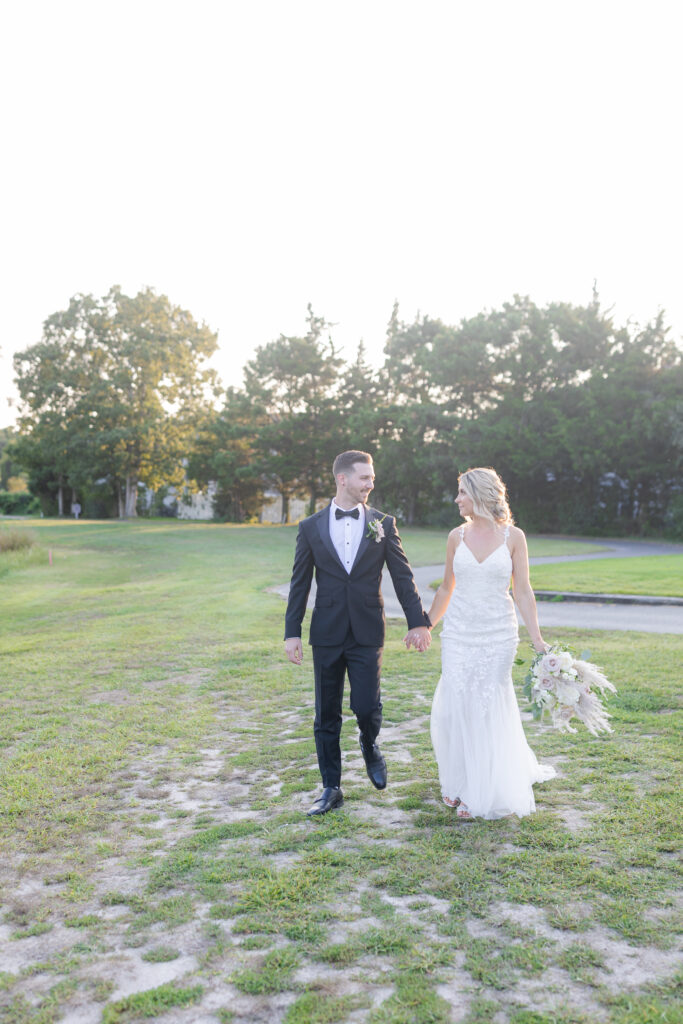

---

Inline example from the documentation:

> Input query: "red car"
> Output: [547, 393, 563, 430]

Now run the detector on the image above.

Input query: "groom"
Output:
[284, 450, 432, 816]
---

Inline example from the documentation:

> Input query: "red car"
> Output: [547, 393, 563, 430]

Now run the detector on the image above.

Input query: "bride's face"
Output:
[455, 486, 474, 518]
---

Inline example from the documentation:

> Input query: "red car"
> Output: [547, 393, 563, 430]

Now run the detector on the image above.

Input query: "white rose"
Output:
[556, 680, 581, 705]
[557, 652, 574, 672]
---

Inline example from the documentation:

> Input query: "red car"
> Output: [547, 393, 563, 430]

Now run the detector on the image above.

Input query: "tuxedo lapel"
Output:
[316, 505, 346, 571]
[350, 506, 373, 573]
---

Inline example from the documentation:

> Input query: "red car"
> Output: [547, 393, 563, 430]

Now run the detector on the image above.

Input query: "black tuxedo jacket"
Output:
[284, 504, 430, 648]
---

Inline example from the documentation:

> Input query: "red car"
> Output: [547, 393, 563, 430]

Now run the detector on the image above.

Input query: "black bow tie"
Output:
[335, 507, 360, 520]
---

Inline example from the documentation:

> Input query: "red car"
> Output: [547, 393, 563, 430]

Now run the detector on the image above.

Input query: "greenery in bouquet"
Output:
[521, 643, 616, 736]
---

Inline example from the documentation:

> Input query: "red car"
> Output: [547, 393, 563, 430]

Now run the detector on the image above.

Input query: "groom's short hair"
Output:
[333, 450, 373, 479]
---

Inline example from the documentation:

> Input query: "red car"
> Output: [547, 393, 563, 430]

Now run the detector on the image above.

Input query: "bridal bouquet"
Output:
[522, 645, 616, 736]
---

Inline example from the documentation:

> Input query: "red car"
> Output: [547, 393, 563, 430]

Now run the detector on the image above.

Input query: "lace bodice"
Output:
[440, 524, 518, 646]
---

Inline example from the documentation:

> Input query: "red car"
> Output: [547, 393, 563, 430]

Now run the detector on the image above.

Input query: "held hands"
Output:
[284, 638, 303, 665]
[403, 626, 431, 652]
[287, 631, 430, 659]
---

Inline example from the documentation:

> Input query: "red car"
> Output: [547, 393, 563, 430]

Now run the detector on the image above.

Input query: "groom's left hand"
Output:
[284, 637, 304, 665]
[403, 626, 431, 652]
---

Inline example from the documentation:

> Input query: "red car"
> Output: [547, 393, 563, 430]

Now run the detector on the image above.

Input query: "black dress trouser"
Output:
[312, 631, 383, 788]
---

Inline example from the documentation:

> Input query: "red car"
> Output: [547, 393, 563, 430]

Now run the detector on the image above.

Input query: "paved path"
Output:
[389, 564, 683, 634]
[519, 599, 682, 634]
[525, 536, 683, 564]
[275, 538, 683, 634]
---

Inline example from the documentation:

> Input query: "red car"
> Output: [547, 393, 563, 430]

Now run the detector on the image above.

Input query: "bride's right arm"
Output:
[427, 530, 458, 627]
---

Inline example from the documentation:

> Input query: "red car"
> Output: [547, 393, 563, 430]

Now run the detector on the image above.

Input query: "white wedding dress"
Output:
[430, 524, 556, 819]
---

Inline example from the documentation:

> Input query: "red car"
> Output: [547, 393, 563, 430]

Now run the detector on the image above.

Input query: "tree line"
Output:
[8, 287, 683, 536]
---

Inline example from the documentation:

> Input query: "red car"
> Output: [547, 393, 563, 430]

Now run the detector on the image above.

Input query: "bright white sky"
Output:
[1, 0, 681, 426]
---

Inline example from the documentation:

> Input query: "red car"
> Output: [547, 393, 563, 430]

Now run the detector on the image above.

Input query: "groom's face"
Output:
[340, 461, 375, 506]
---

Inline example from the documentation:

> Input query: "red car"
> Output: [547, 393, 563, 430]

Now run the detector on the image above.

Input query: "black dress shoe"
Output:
[359, 736, 387, 790]
[307, 787, 344, 817]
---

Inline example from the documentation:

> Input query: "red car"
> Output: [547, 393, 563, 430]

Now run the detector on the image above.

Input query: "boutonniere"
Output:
[366, 514, 387, 543]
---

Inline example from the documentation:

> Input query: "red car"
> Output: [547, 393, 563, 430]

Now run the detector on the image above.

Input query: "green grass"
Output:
[140, 945, 181, 962]
[0, 539, 44, 579]
[557, 942, 606, 983]
[0, 526, 35, 553]
[432, 549, 682, 597]
[530, 554, 683, 597]
[0, 520, 681, 1024]
[101, 982, 203, 1022]
[9, 921, 53, 940]
[399, 528, 608, 566]
[285, 991, 369, 1023]
[230, 946, 300, 994]
[369, 972, 452, 1023]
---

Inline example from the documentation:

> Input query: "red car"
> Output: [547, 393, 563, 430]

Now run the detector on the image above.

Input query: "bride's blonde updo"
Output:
[458, 467, 514, 526]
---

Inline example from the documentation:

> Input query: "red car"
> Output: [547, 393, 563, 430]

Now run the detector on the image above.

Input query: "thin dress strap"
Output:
[503, 523, 511, 541]
[459, 524, 465, 541]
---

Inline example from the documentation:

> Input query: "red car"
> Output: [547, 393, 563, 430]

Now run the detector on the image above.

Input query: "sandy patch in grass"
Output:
[494, 901, 682, 991]
[82, 949, 199, 1002]
[351, 801, 416, 830]
[553, 799, 605, 831]
[435, 975, 476, 1023]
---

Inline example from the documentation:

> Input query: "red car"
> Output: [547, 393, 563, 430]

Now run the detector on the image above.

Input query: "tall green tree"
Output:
[242, 307, 345, 519]
[188, 389, 266, 522]
[335, 340, 387, 455]
[373, 403, 453, 524]
[556, 313, 683, 534]
[0, 427, 27, 492]
[374, 307, 453, 523]
[10, 416, 74, 515]
[13, 287, 218, 517]
[382, 303, 446, 404]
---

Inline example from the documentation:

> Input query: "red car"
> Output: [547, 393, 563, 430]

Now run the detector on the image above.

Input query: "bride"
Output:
[426, 467, 556, 820]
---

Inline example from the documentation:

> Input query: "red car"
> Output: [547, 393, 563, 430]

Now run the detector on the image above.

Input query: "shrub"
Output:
[0, 491, 41, 515]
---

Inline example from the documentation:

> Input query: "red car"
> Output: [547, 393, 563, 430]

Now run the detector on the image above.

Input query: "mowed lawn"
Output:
[530, 555, 683, 598]
[391, 531, 609, 568]
[0, 521, 681, 1024]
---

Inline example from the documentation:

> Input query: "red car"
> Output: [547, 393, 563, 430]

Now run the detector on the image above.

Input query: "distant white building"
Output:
[143, 480, 326, 523]
[261, 491, 330, 523]
[260, 489, 314, 524]
[177, 481, 217, 520]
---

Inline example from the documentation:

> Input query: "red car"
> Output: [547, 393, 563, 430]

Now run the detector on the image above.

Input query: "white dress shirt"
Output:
[329, 500, 364, 574]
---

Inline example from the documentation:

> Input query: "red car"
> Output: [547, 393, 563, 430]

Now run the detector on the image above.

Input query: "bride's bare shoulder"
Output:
[508, 524, 526, 545]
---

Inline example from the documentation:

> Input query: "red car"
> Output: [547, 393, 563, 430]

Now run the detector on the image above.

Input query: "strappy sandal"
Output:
[443, 796, 461, 808]
[456, 803, 473, 820]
